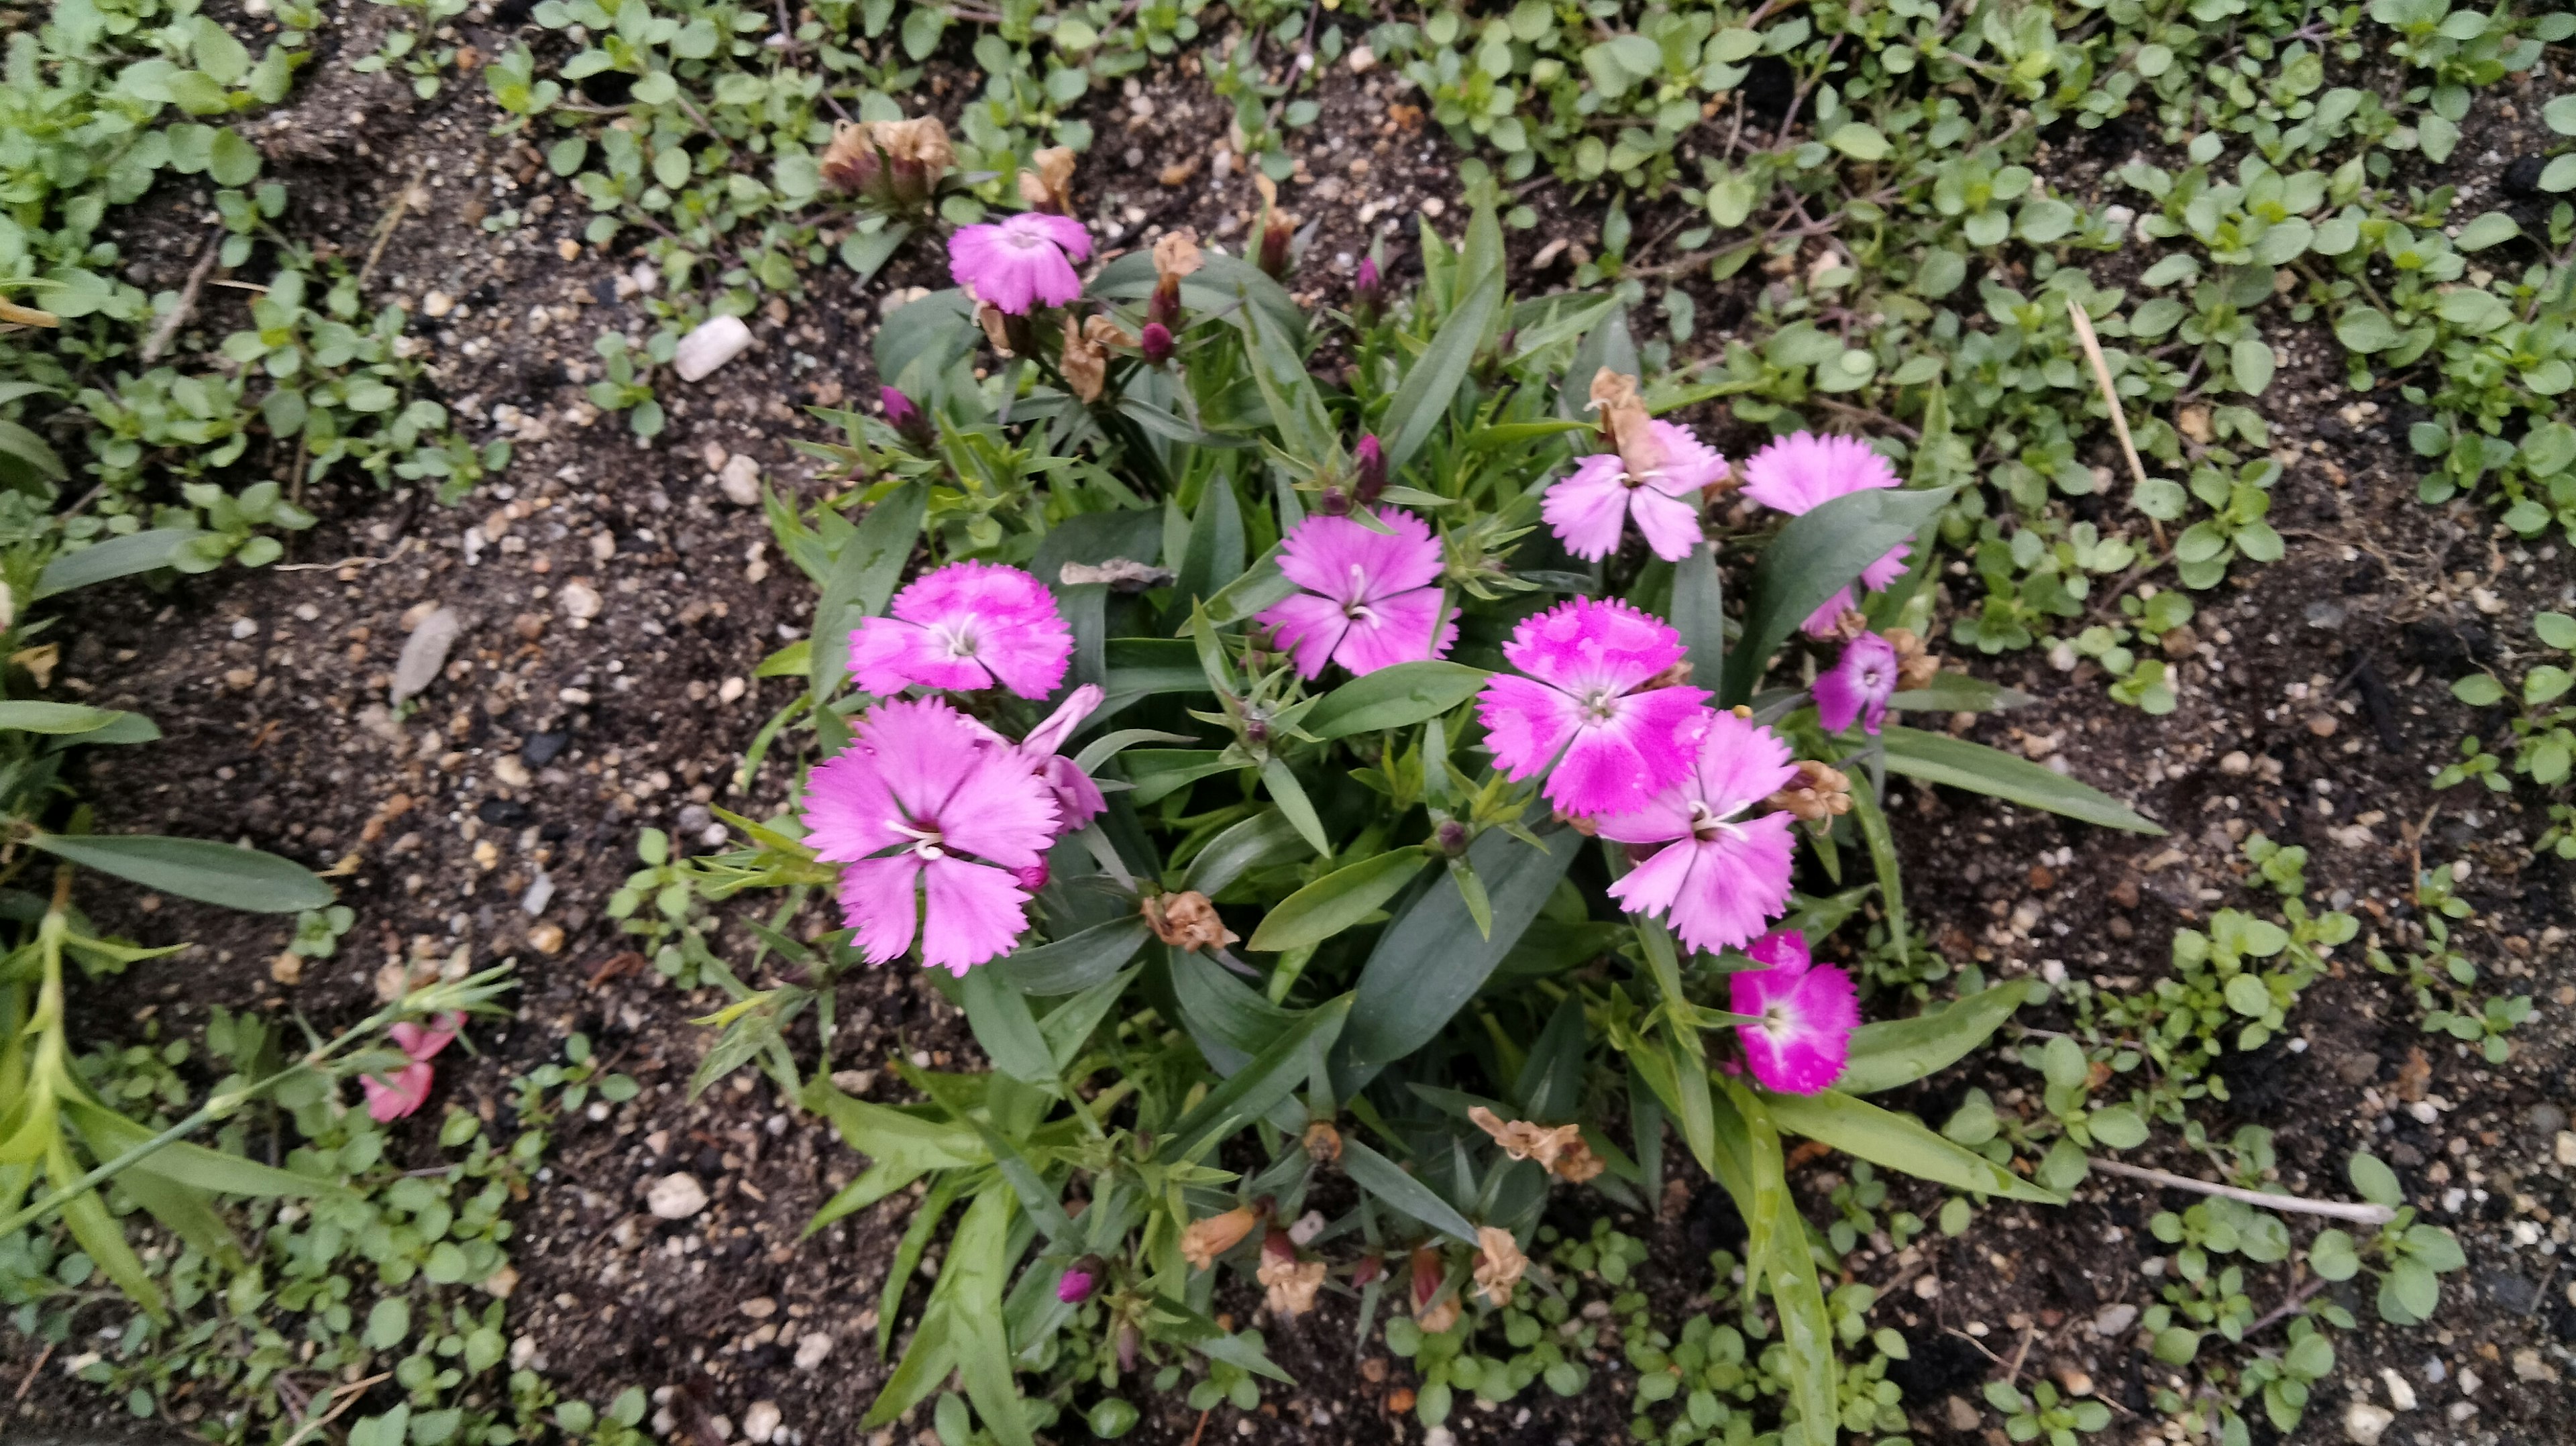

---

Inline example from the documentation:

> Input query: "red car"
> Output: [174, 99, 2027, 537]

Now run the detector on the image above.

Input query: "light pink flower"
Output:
[1256, 510, 1455, 679]
[363, 1014, 461, 1122]
[948, 211, 1093, 315]
[849, 561, 1075, 700]
[1728, 931, 1860, 1095]
[1737, 433, 1911, 634]
[1814, 631, 1899, 735]
[1541, 422, 1725, 563]
[803, 698, 1059, 972]
[1474, 598, 1709, 816]
[1593, 710, 1799, 952]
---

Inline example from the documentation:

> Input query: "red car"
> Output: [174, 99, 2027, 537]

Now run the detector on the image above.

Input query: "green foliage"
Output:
[2368, 863, 2532, 1062]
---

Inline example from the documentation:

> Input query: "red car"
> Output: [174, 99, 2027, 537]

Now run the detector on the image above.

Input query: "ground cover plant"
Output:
[0, 0, 2571, 1441]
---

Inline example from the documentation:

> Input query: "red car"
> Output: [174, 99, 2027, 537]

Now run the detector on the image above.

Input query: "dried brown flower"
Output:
[1083, 313, 1140, 351]
[1472, 1226, 1527, 1306]
[819, 117, 953, 211]
[1766, 759, 1853, 821]
[974, 299, 1014, 357]
[1552, 1137, 1607, 1183]
[1467, 1106, 1581, 1169]
[1060, 314, 1109, 403]
[1258, 1231, 1326, 1317]
[1142, 891, 1238, 953]
[1884, 626, 1942, 691]
[1301, 1119, 1343, 1164]
[1017, 146, 1077, 213]
[1180, 1206, 1259, 1270]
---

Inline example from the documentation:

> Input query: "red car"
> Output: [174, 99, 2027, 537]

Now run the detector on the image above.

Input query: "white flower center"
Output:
[1340, 564, 1381, 625]
[888, 819, 947, 860]
[1580, 687, 1623, 724]
[932, 620, 981, 660]
[1688, 798, 1746, 843]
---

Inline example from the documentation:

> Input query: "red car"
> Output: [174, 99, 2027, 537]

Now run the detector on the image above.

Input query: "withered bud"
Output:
[1302, 1119, 1343, 1164]
[1116, 1321, 1141, 1373]
[1552, 1138, 1607, 1183]
[1884, 626, 1942, 691]
[1766, 759, 1854, 821]
[1409, 1244, 1453, 1329]
[974, 298, 1016, 358]
[1059, 558, 1173, 592]
[820, 117, 953, 212]
[1350, 1254, 1386, 1289]
[1060, 314, 1110, 404]
[1142, 891, 1239, 953]
[1084, 313, 1140, 351]
[1139, 321, 1175, 365]
[1829, 608, 1873, 643]
[1467, 1106, 1582, 1168]
[1257, 209, 1296, 280]
[1587, 368, 1660, 479]
[1258, 1231, 1326, 1317]
[1180, 1205, 1260, 1270]
[1016, 146, 1077, 214]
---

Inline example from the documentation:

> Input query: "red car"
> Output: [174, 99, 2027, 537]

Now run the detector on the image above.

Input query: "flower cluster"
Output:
[806, 563, 1101, 972]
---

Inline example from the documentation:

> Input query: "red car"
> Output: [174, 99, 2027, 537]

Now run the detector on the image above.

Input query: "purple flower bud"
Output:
[1435, 820, 1468, 856]
[1140, 321, 1174, 365]
[881, 386, 934, 450]
[1352, 256, 1383, 319]
[1317, 484, 1352, 516]
[1057, 1267, 1097, 1304]
[1354, 434, 1386, 505]
[1258, 212, 1295, 281]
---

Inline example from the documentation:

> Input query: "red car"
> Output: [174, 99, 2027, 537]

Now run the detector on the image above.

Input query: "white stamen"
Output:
[888, 818, 948, 860]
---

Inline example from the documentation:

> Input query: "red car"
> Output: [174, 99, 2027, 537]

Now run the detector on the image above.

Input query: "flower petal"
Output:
[1730, 951, 1858, 1095]
[839, 855, 922, 964]
[1738, 432, 1900, 516]
[1544, 684, 1709, 815]
[1500, 597, 1688, 696]
[1662, 814, 1796, 955]
[1686, 709, 1802, 815]
[364, 1061, 436, 1122]
[936, 750, 1059, 870]
[1539, 455, 1633, 563]
[1332, 585, 1450, 675]
[920, 857, 1035, 972]
[1625, 485, 1704, 562]
[1022, 683, 1104, 755]
[1474, 673, 1585, 783]
[1256, 592, 1353, 679]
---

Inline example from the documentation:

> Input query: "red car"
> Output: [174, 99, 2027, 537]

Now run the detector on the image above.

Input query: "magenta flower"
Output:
[1475, 598, 1710, 816]
[1591, 709, 1799, 952]
[1727, 931, 1860, 1095]
[1542, 422, 1726, 563]
[1004, 682, 1108, 833]
[802, 698, 1060, 972]
[948, 212, 1093, 315]
[849, 561, 1075, 700]
[363, 1015, 460, 1123]
[1057, 1266, 1097, 1304]
[1256, 510, 1455, 679]
[1814, 631, 1899, 735]
[1737, 433, 1911, 635]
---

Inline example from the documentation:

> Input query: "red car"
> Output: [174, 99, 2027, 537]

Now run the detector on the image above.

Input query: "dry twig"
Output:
[140, 227, 225, 363]
[2065, 296, 2166, 550]
[2089, 1158, 2396, 1225]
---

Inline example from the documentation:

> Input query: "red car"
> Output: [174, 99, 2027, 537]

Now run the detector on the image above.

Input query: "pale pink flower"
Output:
[1541, 422, 1725, 563]
[802, 698, 1059, 972]
[849, 561, 1075, 700]
[363, 1014, 461, 1123]
[947, 211, 1093, 315]
[1728, 930, 1860, 1095]
[1592, 710, 1799, 952]
[1737, 433, 1911, 634]
[1814, 631, 1899, 735]
[1474, 598, 1709, 816]
[1256, 510, 1454, 678]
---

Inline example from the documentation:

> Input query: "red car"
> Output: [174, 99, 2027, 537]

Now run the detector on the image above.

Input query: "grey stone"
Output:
[391, 607, 462, 703]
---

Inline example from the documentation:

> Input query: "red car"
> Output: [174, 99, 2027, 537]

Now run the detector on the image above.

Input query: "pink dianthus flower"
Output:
[1727, 930, 1860, 1095]
[363, 1014, 461, 1122]
[803, 698, 1059, 972]
[1592, 709, 1799, 953]
[1256, 510, 1455, 679]
[948, 212, 1093, 315]
[1541, 421, 1725, 563]
[1813, 631, 1900, 736]
[1737, 433, 1911, 635]
[849, 561, 1075, 700]
[1474, 598, 1709, 816]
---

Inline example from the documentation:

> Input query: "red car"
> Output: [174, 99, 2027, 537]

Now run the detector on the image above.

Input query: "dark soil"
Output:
[10, 17, 2576, 1446]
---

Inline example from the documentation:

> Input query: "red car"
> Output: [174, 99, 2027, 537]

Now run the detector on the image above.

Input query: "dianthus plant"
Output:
[685, 165, 2165, 1446]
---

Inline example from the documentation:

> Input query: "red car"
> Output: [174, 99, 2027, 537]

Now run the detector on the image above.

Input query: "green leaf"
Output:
[1723, 486, 1956, 705]
[66, 1101, 341, 1201]
[1737, 1088, 1837, 1446]
[958, 967, 1057, 1084]
[802, 1081, 986, 1175]
[1668, 541, 1725, 691]
[873, 289, 977, 394]
[2088, 1105, 2149, 1150]
[2454, 212, 2520, 250]
[1171, 482, 1246, 606]
[1122, 749, 1236, 805]
[35, 530, 209, 597]
[1087, 251, 1305, 354]
[989, 917, 1150, 996]
[0, 702, 136, 735]
[2231, 337, 2275, 395]
[2534, 612, 2576, 650]
[1303, 662, 1491, 738]
[1340, 1138, 1481, 1244]
[32, 833, 332, 913]
[1181, 810, 1309, 897]
[1163, 995, 1350, 1160]
[60, 1178, 165, 1319]
[1331, 822, 1578, 1093]
[1761, 1089, 2065, 1203]
[811, 481, 926, 696]
[1886, 673, 2034, 713]
[1882, 726, 2165, 833]
[2449, 674, 2505, 706]
[2334, 307, 2402, 353]
[946, 1189, 1034, 1446]
[1826, 123, 1890, 160]
[1246, 850, 1427, 952]
[1260, 757, 1330, 856]
[1380, 243, 1505, 477]
[1200, 545, 1295, 626]
[1835, 980, 2033, 1093]
[2349, 1151, 2404, 1208]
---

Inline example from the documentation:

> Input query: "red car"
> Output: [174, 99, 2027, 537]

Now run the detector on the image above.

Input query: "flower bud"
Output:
[1140, 321, 1174, 365]
[881, 386, 934, 451]
[1014, 859, 1051, 893]
[1351, 1254, 1385, 1288]
[1353, 433, 1386, 505]
[1301, 1119, 1342, 1163]
[1352, 256, 1383, 318]
[1057, 1257, 1103, 1303]
[1181, 1205, 1260, 1270]
[1116, 1322, 1141, 1373]
[1317, 484, 1352, 516]
[1257, 209, 1295, 280]
[1434, 820, 1469, 856]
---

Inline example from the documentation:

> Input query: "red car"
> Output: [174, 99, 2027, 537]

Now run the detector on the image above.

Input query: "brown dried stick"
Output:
[140, 227, 225, 363]
[2066, 296, 2167, 551]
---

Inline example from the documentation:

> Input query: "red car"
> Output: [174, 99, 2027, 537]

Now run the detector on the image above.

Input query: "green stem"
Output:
[1849, 761, 1909, 966]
